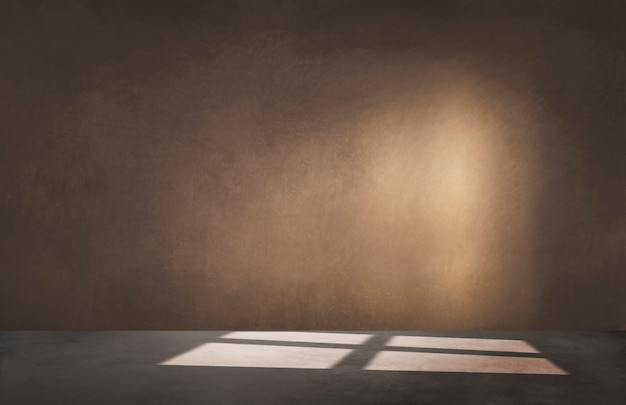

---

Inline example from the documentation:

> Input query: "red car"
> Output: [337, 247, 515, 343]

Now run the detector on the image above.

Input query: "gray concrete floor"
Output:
[1, 331, 624, 404]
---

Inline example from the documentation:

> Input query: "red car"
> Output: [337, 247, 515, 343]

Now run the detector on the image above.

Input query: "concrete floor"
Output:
[1, 331, 624, 404]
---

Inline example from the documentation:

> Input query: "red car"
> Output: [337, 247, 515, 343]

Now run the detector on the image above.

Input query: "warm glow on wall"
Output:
[346, 69, 542, 325]
[165, 57, 546, 329]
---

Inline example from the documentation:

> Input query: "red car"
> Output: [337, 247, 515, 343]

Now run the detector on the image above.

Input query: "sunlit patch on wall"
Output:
[349, 72, 510, 325]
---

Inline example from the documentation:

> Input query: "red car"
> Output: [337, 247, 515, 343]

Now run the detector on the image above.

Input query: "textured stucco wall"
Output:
[1, 0, 624, 329]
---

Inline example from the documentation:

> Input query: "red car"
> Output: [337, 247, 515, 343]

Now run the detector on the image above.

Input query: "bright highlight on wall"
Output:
[159, 332, 567, 375]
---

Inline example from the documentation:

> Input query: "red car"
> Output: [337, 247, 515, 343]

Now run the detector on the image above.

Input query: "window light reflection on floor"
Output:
[160, 342, 352, 369]
[222, 331, 372, 345]
[364, 351, 566, 374]
[159, 332, 568, 375]
[386, 335, 539, 353]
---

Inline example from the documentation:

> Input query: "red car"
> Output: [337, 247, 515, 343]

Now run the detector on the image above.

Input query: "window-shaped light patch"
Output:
[365, 351, 566, 375]
[386, 336, 539, 353]
[159, 343, 352, 369]
[222, 331, 371, 345]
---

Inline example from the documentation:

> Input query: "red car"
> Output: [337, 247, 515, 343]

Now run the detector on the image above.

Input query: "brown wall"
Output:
[1, 0, 624, 329]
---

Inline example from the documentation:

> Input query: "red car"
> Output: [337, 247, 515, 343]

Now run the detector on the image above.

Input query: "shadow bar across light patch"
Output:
[160, 342, 353, 369]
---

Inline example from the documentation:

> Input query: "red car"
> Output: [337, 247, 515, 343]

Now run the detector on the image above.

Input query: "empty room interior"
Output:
[0, 1, 624, 404]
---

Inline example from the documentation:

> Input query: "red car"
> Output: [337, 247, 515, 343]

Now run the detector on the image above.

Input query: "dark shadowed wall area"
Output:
[1, 0, 624, 329]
